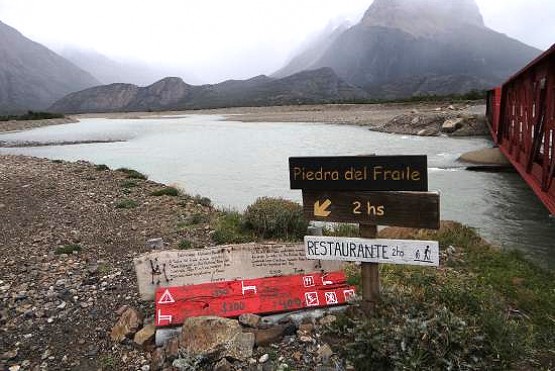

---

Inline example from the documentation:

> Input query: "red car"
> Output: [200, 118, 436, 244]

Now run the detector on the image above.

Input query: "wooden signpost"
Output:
[289, 155, 440, 313]
[302, 190, 439, 229]
[155, 271, 356, 327]
[305, 236, 440, 266]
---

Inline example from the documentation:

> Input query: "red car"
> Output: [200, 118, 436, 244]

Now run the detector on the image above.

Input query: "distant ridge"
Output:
[0, 20, 100, 113]
[50, 68, 370, 113]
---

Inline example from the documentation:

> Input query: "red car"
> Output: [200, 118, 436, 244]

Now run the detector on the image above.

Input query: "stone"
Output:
[155, 327, 182, 346]
[214, 358, 233, 371]
[317, 344, 334, 362]
[147, 238, 164, 249]
[299, 335, 314, 343]
[180, 316, 253, 361]
[134, 323, 156, 346]
[226, 332, 255, 361]
[150, 348, 165, 371]
[110, 307, 143, 342]
[164, 337, 180, 361]
[238, 313, 261, 328]
[441, 117, 465, 133]
[297, 323, 314, 335]
[319, 315, 337, 326]
[251, 322, 296, 347]
[2, 349, 18, 360]
[259, 354, 269, 363]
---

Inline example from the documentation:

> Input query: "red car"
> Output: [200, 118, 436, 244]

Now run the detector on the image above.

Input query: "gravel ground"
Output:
[0, 155, 217, 370]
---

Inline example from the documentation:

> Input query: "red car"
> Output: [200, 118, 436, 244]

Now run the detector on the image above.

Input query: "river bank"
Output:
[0, 102, 488, 137]
[1, 156, 553, 370]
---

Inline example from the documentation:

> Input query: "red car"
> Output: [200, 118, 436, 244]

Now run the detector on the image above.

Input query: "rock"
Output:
[259, 354, 270, 363]
[458, 147, 511, 166]
[214, 358, 233, 371]
[2, 349, 18, 360]
[165, 336, 180, 361]
[150, 348, 166, 371]
[180, 316, 253, 361]
[238, 313, 261, 328]
[226, 332, 255, 361]
[416, 128, 436, 136]
[297, 323, 314, 335]
[147, 238, 164, 249]
[317, 344, 334, 362]
[134, 323, 156, 346]
[448, 105, 456, 110]
[110, 307, 143, 342]
[319, 315, 337, 326]
[251, 322, 296, 346]
[441, 117, 464, 133]
[299, 335, 314, 343]
[8, 366, 21, 371]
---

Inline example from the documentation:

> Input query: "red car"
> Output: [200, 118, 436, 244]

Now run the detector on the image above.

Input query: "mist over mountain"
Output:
[277, 0, 541, 98]
[0, 20, 99, 113]
[50, 68, 369, 113]
[58, 47, 203, 86]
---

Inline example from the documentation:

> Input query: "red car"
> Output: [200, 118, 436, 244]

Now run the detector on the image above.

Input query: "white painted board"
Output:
[134, 242, 344, 300]
[304, 236, 439, 266]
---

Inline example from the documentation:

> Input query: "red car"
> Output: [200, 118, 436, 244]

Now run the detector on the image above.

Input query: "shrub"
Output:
[178, 239, 193, 249]
[243, 197, 307, 240]
[116, 167, 147, 180]
[150, 187, 180, 197]
[95, 164, 109, 171]
[55, 244, 81, 255]
[212, 211, 254, 245]
[121, 180, 138, 188]
[192, 194, 212, 207]
[116, 199, 138, 209]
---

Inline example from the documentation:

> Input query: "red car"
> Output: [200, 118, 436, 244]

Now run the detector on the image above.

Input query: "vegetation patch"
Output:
[95, 164, 110, 171]
[212, 211, 254, 245]
[121, 180, 138, 188]
[192, 194, 212, 207]
[116, 199, 138, 209]
[178, 239, 193, 250]
[116, 167, 147, 180]
[325, 222, 555, 370]
[55, 244, 82, 255]
[243, 197, 307, 240]
[323, 223, 359, 237]
[0, 111, 65, 121]
[150, 186, 180, 197]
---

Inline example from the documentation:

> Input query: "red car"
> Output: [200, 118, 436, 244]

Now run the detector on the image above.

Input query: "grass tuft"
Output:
[55, 244, 81, 255]
[116, 168, 147, 180]
[150, 186, 180, 197]
[116, 199, 138, 209]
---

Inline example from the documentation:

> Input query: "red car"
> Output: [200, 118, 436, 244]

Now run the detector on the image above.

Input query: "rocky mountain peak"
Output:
[362, 0, 484, 37]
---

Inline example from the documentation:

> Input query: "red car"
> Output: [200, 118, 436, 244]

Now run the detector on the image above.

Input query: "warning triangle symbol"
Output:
[158, 289, 175, 304]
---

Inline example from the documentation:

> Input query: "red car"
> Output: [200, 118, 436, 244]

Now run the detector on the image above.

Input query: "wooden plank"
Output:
[359, 224, 379, 314]
[304, 236, 440, 267]
[302, 190, 440, 229]
[289, 155, 427, 191]
[154, 271, 356, 327]
[134, 242, 344, 300]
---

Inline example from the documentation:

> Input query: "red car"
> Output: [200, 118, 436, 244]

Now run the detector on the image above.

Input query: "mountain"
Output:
[276, 0, 541, 98]
[58, 47, 202, 86]
[50, 69, 370, 113]
[0, 20, 100, 113]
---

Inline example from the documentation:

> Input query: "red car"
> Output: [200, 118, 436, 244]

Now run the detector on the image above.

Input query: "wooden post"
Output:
[359, 223, 379, 314]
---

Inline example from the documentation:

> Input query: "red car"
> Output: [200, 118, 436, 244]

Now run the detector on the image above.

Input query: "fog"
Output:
[0, 0, 553, 84]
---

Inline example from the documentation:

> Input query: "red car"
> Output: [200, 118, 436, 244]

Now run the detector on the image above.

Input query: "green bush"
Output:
[116, 168, 147, 180]
[243, 197, 307, 240]
[192, 194, 212, 207]
[95, 164, 109, 171]
[116, 199, 138, 209]
[150, 186, 180, 196]
[121, 180, 138, 188]
[178, 239, 193, 249]
[55, 244, 81, 255]
[212, 211, 254, 245]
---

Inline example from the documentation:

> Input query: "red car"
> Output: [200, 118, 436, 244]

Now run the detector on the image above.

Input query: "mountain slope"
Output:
[50, 68, 370, 113]
[276, 0, 541, 98]
[0, 20, 100, 113]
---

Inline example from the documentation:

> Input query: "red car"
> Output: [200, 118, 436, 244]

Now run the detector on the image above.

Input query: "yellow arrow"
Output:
[314, 199, 332, 217]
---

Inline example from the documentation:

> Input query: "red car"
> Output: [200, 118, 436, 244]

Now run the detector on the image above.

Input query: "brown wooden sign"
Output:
[289, 156, 427, 191]
[302, 190, 440, 229]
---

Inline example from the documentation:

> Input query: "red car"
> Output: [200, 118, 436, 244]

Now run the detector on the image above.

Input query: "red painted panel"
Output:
[155, 271, 356, 327]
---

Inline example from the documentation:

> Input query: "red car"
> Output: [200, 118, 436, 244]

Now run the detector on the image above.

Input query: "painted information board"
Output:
[155, 271, 356, 327]
[289, 155, 428, 191]
[305, 236, 439, 266]
[134, 242, 344, 300]
[302, 190, 440, 229]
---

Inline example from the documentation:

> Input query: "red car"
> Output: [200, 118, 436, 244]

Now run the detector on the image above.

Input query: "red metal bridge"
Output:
[487, 44, 555, 215]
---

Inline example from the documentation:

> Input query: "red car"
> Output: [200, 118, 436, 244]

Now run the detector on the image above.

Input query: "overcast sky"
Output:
[0, 0, 553, 83]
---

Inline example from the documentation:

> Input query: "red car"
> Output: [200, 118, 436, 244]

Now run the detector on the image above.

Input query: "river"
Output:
[1, 115, 553, 269]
